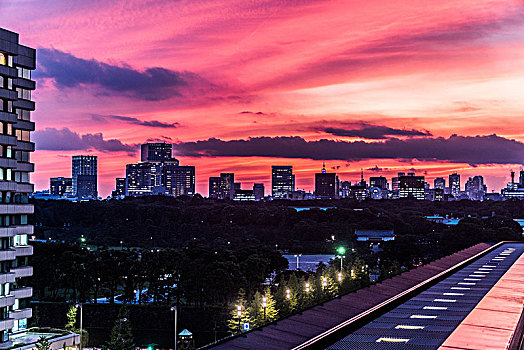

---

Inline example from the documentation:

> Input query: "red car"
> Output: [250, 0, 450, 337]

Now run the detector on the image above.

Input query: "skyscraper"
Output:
[72, 155, 98, 199]
[465, 176, 486, 201]
[434, 177, 445, 190]
[315, 164, 338, 199]
[112, 177, 126, 198]
[141, 142, 174, 162]
[369, 176, 388, 190]
[449, 173, 460, 199]
[125, 162, 156, 196]
[398, 173, 425, 200]
[50, 177, 73, 197]
[272, 166, 294, 198]
[163, 164, 195, 197]
[253, 183, 265, 201]
[0, 27, 35, 342]
[208, 173, 234, 199]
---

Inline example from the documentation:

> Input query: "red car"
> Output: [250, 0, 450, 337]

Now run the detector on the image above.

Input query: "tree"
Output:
[103, 306, 135, 350]
[65, 305, 77, 332]
[35, 336, 51, 350]
[227, 289, 254, 334]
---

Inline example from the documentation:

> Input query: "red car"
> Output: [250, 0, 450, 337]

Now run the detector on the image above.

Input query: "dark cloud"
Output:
[240, 111, 266, 115]
[93, 115, 179, 128]
[367, 166, 383, 172]
[173, 134, 524, 165]
[35, 48, 214, 101]
[34, 128, 137, 154]
[324, 125, 431, 139]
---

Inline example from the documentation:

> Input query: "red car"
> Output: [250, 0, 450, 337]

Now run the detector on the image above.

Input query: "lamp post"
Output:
[262, 296, 267, 320]
[294, 254, 302, 270]
[336, 246, 346, 271]
[171, 306, 178, 350]
[237, 305, 242, 333]
[75, 303, 83, 350]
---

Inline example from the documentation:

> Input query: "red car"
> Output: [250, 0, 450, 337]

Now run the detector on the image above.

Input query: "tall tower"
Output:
[72, 155, 98, 199]
[0, 27, 36, 341]
[271, 166, 294, 198]
[449, 173, 461, 199]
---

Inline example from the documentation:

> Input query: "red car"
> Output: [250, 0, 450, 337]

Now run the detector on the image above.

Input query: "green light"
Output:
[80, 237, 86, 243]
[148, 346, 153, 350]
[336, 246, 346, 255]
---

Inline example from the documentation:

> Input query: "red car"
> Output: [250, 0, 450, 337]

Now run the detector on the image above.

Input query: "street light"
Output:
[286, 289, 291, 299]
[305, 282, 310, 293]
[294, 254, 302, 270]
[337, 272, 342, 282]
[237, 305, 242, 333]
[262, 296, 267, 320]
[336, 247, 346, 271]
[171, 306, 178, 350]
[322, 277, 327, 288]
[75, 303, 83, 350]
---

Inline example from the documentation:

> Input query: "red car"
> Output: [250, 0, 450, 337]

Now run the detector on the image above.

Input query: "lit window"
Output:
[424, 306, 447, 310]
[434, 299, 456, 302]
[443, 293, 464, 296]
[395, 325, 424, 330]
[482, 265, 496, 268]
[376, 337, 409, 343]
[410, 315, 437, 319]
[0, 53, 5, 66]
[464, 278, 481, 281]
[458, 282, 475, 285]
[470, 274, 485, 277]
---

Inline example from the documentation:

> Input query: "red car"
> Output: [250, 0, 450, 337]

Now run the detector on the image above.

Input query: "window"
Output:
[20, 215, 27, 225]
[16, 109, 30, 121]
[376, 338, 409, 343]
[395, 325, 424, 330]
[0, 53, 6, 66]
[15, 130, 30, 142]
[410, 315, 437, 319]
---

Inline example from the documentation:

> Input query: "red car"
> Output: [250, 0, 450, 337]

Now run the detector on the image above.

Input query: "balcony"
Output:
[0, 295, 15, 308]
[0, 318, 14, 332]
[15, 162, 34, 173]
[0, 249, 16, 262]
[14, 140, 35, 152]
[14, 119, 35, 131]
[10, 307, 31, 320]
[0, 88, 17, 101]
[16, 183, 34, 193]
[0, 111, 17, 123]
[11, 266, 32, 278]
[13, 99, 35, 111]
[0, 65, 17, 78]
[11, 286, 32, 299]
[0, 182, 17, 192]
[0, 134, 17, 146]
[12, 78, 35, 90]
[14, 245, 33, 257]
[0, 158, 18, 169]
[0, 272, 15, 284]
[0, 204, 34, 215]
[0, 225, 33, 238]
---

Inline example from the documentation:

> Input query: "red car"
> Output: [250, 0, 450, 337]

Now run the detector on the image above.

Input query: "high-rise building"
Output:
[163, 164, 195, 197]
[72, 155, 98, 199]
[253, 183, 265, 201]
[315, 164, 338, 199]
[465, 176, 486, 201]
[434, 177, 445, 190]
[449, 173, 460, 198]
[391, 172, 405, 199]
[140, 142, 174, 163]
[49, 177, 72, 197]
[369, 176, 388, 190]
[125, 162, 155, 196]
[0, 27, 35, 342]
[398, 173, 425, 200]
[340, 181, 351, 198]
[208, 173, 234, 199]
[112, 177, 126, 198]
[272, 166, 294, 198]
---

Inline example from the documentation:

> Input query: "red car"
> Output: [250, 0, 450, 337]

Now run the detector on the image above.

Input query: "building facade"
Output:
[398, 174, 425, 200]
[253, 183, 264, 201]
[0, 27, 36, 342]
[208, 173, 234, 199]
[465, 176, 486, 201]
[72, 155, 97, 199]
[271, 166, 294, 198]
[314, 165, 338, 199]
[449, 172, 460, 199]
[163, 164, 195, 197]
[140, 142, 174, 163]
[434, 177, 445, 190]
[49, 177, 72, 197]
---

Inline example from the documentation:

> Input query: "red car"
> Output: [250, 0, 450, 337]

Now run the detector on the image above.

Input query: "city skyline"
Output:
[2, 1, 524, 196]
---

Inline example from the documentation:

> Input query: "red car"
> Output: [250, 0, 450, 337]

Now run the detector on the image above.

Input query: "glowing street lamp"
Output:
[262, 296, 267, 319]
[286, 289, 291, 299]
[237, 305, 242, 332]
[336, 247, 346, 271]
[351, 269, 355, 278]
[337, 272, 342, 282]
[294, 254, 302, 270]
[305, 282, 310, 293]
[322, 277, 327, 288]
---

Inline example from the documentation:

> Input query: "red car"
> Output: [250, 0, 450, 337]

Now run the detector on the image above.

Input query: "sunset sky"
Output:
[2, 0, 524, 196]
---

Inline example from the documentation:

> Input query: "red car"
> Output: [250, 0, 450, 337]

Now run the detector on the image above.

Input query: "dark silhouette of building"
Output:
[465, 175, 486, 201]
[315, 164, 338, 199]
[209, 173, 234, 199]
[141, 142, 175, 163]
[72, 155, 98, 199]
[253, 183, 265, 200]
[398, 173, 425, 200]
[50, 177, 72, 197]
[369, 176, 388, 190]
[434, 177, 445, 190]
[449, 172, 461, 198]
[163, 164, 195, 197]
[272, 166, 294, 198]
[112, 177, 126, 198]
